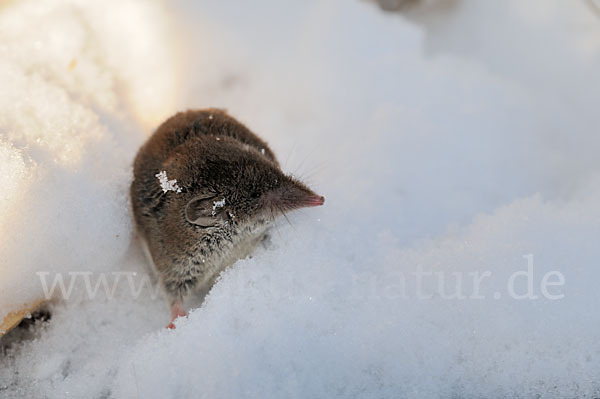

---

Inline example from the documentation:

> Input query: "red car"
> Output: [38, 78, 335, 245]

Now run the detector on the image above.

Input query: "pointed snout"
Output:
[296, 193, 325, 207]
[284, 182, 324, 209]
[265, 180, 325, 212]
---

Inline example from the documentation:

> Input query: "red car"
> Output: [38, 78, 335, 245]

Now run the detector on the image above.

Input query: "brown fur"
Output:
[130, 109, 323, 312]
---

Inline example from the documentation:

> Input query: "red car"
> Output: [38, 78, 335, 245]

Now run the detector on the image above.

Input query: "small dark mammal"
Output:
[131, 109, 324, 328]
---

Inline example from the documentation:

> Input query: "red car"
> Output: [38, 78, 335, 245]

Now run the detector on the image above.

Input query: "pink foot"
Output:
[166, 301, 187, 329]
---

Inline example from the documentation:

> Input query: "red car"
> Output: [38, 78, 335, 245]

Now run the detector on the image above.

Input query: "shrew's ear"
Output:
[185, 193, 219, 227]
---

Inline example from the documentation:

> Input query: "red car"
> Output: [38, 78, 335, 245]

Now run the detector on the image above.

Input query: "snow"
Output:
[1, 0, 600, 398]
[212, 198, 226, 216]
[155, 171, 182, 194]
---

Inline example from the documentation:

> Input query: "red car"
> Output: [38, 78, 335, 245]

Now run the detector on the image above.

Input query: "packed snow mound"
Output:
[114, 186, 600, 398]
[2, 0, 600, 398]
[0, 0, 179, 318]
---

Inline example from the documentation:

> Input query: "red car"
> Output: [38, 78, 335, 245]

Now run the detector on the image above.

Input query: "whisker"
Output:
[271, 217, 283, 240]
[283, 141, 297, 170]
[298, 161, 329, 182]
[277, 204, 294, 228]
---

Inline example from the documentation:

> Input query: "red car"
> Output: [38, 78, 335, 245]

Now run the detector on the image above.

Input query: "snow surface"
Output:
[212, 198, 226, 216]
[1, 0, 600, 397]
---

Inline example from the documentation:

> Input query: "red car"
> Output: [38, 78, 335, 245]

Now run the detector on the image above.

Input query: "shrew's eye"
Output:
[252, 192, 261, 199]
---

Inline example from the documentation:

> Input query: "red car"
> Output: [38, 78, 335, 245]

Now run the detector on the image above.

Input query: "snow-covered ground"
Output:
[1, 0, 600, 397]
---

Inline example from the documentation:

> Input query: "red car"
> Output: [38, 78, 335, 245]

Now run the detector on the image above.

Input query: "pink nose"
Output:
[303, 195, 325, 207]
